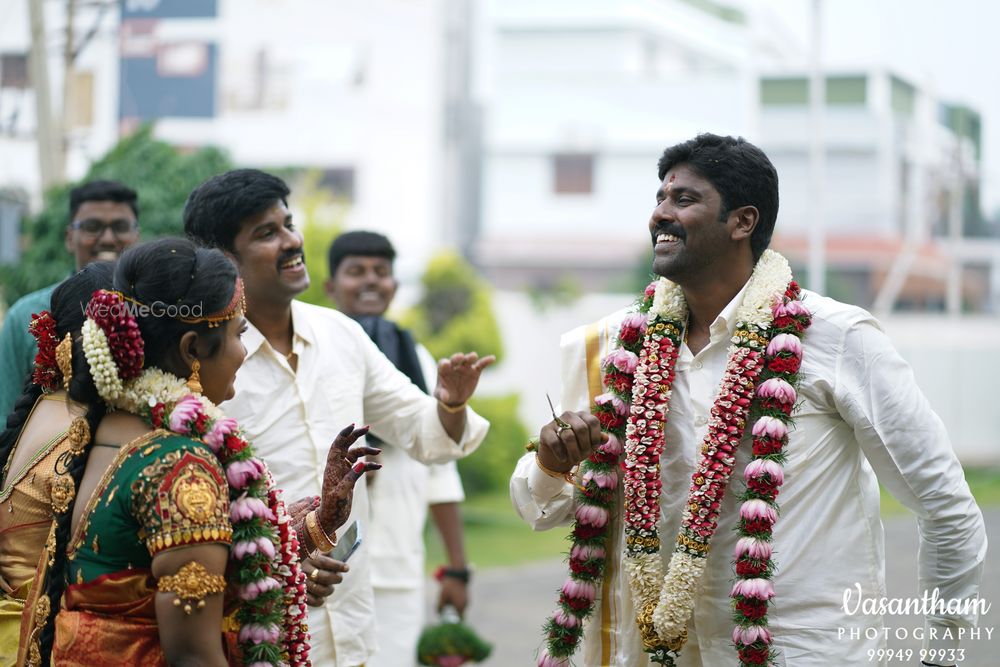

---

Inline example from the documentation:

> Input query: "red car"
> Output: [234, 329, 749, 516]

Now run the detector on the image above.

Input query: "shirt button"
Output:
[694, 415, 707, 427]
[694, 360, 703, 370]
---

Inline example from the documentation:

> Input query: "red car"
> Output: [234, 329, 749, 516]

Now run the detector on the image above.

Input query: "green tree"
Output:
[457, 393, 530, 495]
[399, 250, 504, 363]
[1, 125, 232, 303]
[400, 250, 524, 495]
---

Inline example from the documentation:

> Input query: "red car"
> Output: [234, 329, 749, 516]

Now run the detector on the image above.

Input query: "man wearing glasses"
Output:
[0, 180, 139, 416]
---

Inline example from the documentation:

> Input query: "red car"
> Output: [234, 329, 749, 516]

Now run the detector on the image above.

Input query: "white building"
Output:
[0, 0, 471, 281]
[758, 69, 996, 311]
[0, 1, 122, 212]
[474, 0, 801, 290]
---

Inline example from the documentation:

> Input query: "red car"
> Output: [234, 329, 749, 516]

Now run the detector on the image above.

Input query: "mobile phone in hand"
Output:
[329, 520, 362, 562]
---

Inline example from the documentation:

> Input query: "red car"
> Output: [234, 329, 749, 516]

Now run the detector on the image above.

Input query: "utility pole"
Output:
[807, 0, 826, 294]
[945, 151, 964, 316]
[62, 0, 77, 146]
[27, 0, 65, 191]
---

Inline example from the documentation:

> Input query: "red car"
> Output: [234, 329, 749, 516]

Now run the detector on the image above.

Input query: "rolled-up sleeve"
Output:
[510, 451, 577, 530]
[833, 316, 987, 653]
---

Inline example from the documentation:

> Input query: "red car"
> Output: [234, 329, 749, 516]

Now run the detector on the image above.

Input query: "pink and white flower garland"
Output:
[630, 251, 810, 665]
[731, 286, 811, 667]
[535, 313, 643, 667]
[536, 250, 811, 666]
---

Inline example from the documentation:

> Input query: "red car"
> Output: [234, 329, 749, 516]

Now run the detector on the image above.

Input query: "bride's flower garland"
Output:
[81, 290, 311, 667]
[536, 251, 811, 667]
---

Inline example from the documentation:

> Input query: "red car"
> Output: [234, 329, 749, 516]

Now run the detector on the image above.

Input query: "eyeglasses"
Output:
[69, 219, 139, 238]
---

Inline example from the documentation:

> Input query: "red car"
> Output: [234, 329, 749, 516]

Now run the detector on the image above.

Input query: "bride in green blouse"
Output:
[26, 238, 379, 667]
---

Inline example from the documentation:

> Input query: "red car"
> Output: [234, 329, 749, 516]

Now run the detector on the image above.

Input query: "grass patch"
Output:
[425, 491, 570, 570]
[881, 466, 1000, 517]
[425, 468, 1000, 570]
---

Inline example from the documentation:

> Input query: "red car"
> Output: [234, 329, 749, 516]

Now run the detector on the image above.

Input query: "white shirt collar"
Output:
[242, 299, 314, 361]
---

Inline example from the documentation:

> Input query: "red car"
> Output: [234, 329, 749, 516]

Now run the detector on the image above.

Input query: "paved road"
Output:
[436, 509, 998, 667]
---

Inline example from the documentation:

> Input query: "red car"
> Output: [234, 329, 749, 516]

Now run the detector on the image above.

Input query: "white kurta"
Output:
[368, 344, 466, 667]
[222, 300, 488, 667]
[511, 287, 986, 667]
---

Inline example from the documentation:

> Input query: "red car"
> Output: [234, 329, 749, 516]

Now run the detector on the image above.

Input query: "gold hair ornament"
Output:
[55, 332, 73, 389]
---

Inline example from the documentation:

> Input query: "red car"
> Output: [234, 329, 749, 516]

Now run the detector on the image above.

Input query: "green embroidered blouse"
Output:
[68, 431, 233, 584]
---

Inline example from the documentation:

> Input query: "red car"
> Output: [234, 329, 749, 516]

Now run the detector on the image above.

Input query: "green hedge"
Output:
[1, 125, 232, 303]
[400, 251, 504, 363]
[459, 393, 530, 496]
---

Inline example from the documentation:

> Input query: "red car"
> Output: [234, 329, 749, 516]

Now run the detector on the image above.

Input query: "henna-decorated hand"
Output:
[317, 424, 381, 535]
[287, 495, 320, 528]
[434, 353, 496, 407]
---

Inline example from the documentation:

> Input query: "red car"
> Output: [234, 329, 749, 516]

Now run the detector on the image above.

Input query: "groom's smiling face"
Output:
[648, 164, 733, 284]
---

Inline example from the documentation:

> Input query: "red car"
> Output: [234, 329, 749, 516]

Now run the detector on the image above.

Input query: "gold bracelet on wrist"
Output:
[305, 510, 337, 553]
[437, 399, 468, 414]
[534, 454, 584, 491]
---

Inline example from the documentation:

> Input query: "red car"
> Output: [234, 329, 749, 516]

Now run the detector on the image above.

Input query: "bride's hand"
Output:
[317, 424, 381, 534]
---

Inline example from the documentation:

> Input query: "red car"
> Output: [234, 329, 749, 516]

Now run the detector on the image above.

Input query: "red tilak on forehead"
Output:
[666, 174, 677, 189]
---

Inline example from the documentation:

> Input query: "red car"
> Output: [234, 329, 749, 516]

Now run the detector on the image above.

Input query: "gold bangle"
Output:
[158, 561, 226, 615]
[534, 455, 584, 491]
[305, 510, 337, 553]
[437, 399, 468, 414]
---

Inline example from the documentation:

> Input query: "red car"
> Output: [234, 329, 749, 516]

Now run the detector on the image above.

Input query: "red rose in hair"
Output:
[85, 290, 145, 380]
[28, 311, 60, 391]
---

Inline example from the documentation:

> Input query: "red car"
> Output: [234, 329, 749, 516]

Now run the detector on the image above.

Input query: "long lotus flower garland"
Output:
[535, 311, 645, 667]
[731, 283, 811, 667]
[638, 250, 803, 665]
[80, 290, 311, 666]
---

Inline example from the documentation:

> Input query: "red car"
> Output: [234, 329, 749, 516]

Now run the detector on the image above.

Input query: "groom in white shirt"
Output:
[511, 133, 986, 667]
[183, 169, 494, 667]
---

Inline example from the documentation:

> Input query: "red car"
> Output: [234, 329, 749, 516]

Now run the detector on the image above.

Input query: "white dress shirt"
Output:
[511, 287, 986, 667]
[222, 300, 488, 667]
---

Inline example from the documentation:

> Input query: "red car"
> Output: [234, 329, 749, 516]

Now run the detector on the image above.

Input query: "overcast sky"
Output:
[757, 0, 1000, 215]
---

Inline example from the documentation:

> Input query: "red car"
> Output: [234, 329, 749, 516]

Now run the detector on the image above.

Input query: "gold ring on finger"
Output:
[310, 568, 320, 581]
[557, 424, 572, 436]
